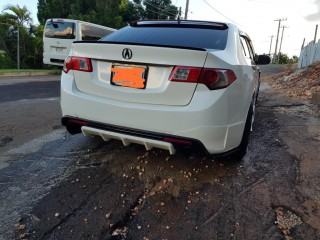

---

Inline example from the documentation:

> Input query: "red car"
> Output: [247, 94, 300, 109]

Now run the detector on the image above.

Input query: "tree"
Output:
[290, 55, 299, 64]
[1, 4, 32, 27]
[0, 24, 16, 69]
[37, 0, 74, 25]
[37, 0, 129, 28]
[123, 1, 145, 23]
[37, 0, 179, 28]
[142, 0, 178, 20]
[0, 4, 45, 69]
[275, 53, 299, 64]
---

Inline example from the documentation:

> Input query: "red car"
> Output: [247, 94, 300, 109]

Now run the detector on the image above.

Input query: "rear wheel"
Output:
[229, 100, 254, 160]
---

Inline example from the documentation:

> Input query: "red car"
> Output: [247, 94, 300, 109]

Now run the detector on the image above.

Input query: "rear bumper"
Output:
[43, 53, 66, 66]
[62, 116, 206, 155]
[61, 73, 247, 154]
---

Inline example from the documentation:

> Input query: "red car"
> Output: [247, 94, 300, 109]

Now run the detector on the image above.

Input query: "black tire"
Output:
[229, 101, 254, 160]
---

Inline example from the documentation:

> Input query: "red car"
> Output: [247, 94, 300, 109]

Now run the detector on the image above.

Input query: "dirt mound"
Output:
[262, 62, 320, 99]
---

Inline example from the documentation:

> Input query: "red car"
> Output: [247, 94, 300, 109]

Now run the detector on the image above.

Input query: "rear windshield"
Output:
[44, 21, 76, 39]
[101, 26, 228, 50]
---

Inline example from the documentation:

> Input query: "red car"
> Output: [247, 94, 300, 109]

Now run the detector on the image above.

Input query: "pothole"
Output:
[0, 136, 13, 147]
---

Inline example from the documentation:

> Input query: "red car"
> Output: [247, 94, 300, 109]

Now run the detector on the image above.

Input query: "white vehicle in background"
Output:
[43, 18, 116, 66]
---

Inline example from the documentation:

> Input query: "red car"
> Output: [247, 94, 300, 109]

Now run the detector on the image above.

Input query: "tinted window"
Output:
[81, 24, 114, 41]
[101, 26, 228, 50]
[44, 21, 75, 39]
[240, 37, 250, 58]
[240, 35, 254, 59]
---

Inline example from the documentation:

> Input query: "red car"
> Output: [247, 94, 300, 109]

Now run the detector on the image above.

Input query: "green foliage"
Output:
[122, 1, 145, 23]
[0, 5, 45, 69]
[0, 51, 16, 69]
[1, 4, 32, 27]
[37, 0, 129, 28]
[290, 55, 299, 64]
[37, 0, 178, 28]
[37, 0, 74, 25]
[276, 53, 299, 64]
[143, 0, 178, 20]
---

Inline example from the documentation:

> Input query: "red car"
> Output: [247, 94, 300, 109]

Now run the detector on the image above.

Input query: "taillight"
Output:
[169, 66, 237, 90]
[199, 69, 237, 90]
[169, 67, 202, 83]
[63, 56, 92, 73]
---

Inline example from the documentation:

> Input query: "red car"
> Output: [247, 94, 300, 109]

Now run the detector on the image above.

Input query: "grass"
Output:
[0, 69, 61, 74]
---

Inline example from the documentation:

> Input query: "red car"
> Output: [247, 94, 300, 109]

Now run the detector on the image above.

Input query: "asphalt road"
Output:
[0, 69, 319, 240]
[0, 81, 59, 103]
[0, 75, 61, 163]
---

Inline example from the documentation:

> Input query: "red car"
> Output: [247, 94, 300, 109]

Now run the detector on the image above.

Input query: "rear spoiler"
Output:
[72, 41, 207, 52]
[130, 20, 229, 30]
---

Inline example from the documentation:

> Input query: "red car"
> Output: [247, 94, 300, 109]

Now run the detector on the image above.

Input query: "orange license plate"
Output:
[110, 65, 148, 89]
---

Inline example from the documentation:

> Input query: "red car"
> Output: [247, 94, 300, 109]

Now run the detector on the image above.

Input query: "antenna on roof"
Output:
[178, 7, 181, 24]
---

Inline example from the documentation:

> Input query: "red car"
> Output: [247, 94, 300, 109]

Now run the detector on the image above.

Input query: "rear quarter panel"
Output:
[204, 25, 255, 125]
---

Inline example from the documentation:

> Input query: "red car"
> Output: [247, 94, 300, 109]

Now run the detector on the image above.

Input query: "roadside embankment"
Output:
[262, 62, 320, 107]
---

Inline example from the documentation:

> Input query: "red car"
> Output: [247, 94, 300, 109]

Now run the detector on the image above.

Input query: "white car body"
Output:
[61, 20, 269, 157]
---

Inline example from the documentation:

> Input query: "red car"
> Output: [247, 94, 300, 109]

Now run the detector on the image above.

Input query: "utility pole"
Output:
[17, 26, 20, 70]
[273, 18, 287, 63]
[301, 38, 306, 50]
[314, 24, 318, 43]
[269, 35, 274, 56]
[278, 26, 288, 57]
[184, 0, 189, 20]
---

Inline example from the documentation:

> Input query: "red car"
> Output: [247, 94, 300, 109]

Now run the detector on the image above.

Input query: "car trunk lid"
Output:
[70, 42, 208, 106]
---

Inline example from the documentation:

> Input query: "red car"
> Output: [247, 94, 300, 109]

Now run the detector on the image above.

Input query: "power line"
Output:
[145, 7, 182, 19]
[188, 11, 202, 20]
[202, 0, 243, 27]
[144, 0, 177, 17]
[145, 7, 172, 18]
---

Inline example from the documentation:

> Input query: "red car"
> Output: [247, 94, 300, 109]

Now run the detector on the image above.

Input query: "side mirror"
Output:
[255, 54, 271, 65]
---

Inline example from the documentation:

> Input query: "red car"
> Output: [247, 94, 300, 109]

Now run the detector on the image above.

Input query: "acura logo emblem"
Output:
[122, 48, 133, 60]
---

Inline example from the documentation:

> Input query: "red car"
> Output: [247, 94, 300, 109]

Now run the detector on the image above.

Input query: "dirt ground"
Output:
[263, 62, 320, 100]
[1, 67, 320, 240]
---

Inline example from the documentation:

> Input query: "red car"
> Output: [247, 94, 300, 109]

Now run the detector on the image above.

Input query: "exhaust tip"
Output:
[183, 146, 197, 160]
[66, 124, 82, 135]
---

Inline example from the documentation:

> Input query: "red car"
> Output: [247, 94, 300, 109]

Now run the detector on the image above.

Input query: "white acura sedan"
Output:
[61, 20, 270, 159]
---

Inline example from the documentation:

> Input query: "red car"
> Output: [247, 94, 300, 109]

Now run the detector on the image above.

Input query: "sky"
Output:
[1, 0, 319, 57]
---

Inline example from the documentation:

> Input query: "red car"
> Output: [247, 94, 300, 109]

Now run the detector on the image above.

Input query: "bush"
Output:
[0, 52, 16, 69]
